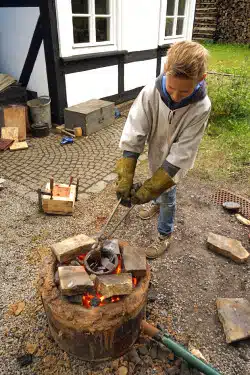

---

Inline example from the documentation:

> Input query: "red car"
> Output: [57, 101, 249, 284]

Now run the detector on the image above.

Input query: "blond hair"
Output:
[164, 41, 209, 82]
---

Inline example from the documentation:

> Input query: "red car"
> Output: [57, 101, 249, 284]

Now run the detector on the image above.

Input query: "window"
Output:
[159, 0, 194, 44]
[71, 0, 114, 46]
[164, 0, 186, 37]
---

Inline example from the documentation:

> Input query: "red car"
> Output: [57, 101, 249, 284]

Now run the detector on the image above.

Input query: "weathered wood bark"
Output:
[40, 252, 150, 361]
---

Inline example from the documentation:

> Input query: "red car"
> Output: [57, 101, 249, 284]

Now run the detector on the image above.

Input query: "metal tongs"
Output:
[94, 183, 141, 248]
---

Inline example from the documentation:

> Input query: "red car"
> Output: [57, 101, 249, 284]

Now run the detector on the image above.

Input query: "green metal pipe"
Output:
[161, 334, 221, 375]
[141, 321, 221, 375]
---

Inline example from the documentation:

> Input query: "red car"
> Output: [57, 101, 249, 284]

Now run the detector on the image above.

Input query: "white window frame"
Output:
[55, 0, 122, 57]
[158, 0, 196, 45]
[72, 0, 115, 48]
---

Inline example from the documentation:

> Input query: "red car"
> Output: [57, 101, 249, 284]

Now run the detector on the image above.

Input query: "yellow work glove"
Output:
[116, 157, 137, 202]
[131, 167, 175, 204]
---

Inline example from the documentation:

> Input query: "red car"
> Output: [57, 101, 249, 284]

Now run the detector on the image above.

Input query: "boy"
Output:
[116, 41, 211, 259]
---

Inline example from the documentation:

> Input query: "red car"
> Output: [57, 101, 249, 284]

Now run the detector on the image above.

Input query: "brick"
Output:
[51, 234, 96, 263]
[122, 246, 147, 277]
[103, 239, 120, 255]
[207, 232, 249, 263]
[58, 266, 94, 296]
[96, 273, 133, 298]
[217, 298, 250, 343]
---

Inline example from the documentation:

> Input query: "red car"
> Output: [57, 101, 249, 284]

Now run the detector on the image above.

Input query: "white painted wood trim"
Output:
[56, 0, 120, 57]
[158, 0, 196, 45]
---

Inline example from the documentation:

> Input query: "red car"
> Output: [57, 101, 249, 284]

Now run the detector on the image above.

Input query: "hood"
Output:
[155, 73, 207, 111]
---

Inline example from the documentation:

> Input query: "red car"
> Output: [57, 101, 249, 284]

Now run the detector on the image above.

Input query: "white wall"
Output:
[59, 0, 197, 106]
[121, 0, 161, 52]
[0, 7, 49, 96]
[65, 66, 118, 107]
[124, 60, 157, 91]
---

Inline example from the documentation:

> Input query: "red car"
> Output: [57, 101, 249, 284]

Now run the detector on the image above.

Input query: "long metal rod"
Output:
[97, 198, 122, 240]
[105, 204, 136, 239]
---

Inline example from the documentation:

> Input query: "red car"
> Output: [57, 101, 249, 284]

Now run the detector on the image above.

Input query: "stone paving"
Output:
[0, 116, 127, 196]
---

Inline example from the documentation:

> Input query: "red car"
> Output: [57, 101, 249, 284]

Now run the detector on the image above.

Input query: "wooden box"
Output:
[42, 183, 76, 215]
[64, 99, 115, 136]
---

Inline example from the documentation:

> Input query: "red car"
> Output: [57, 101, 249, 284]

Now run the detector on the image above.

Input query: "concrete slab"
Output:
[217, 298, 250, 343]
[103, 173, 117, 182]
[86, 181, 107, 194]
[207, 232, 249, 263]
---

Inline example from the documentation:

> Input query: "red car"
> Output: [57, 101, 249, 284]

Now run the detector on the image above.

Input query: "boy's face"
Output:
[166, 75, 197, 103]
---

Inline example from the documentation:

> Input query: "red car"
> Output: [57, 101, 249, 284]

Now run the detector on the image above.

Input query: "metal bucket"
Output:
[27, 96, 51, 128]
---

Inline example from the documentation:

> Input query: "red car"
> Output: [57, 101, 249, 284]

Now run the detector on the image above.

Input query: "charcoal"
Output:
[67, 295, 83, 304]
[54, 270, 59, 286]
[90, 297, 101, 307]
[17, 354, 33, 367]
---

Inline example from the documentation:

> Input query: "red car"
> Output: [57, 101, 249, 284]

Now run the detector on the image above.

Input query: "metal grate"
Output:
[210, 189, 250, 219]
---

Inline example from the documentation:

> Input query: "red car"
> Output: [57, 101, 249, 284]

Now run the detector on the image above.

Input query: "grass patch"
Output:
[192, 118, 250, 185]
[192, 43, 250, 191]
[203, 42, 250, 75]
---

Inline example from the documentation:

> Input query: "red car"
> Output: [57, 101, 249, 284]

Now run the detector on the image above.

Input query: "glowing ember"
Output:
[132, 277, 138, 287]
[82, 293, 106, 308]
[114, 257, 122, 274]
[77, 254, 86, 261]
[82, 293, 122, 308]
[70, 251, 139, 308]
[111, 296, 120, 303]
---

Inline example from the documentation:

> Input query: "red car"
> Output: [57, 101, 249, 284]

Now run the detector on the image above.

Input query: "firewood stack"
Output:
[193, 0, 249, 44]
[216, 0, 250, 43]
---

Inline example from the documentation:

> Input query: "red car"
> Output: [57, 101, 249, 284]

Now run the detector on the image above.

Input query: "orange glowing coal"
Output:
[77, 254, 86, 261]
[82, 293, 106, 308]
[114, 257, 122, 274]
[82, 293, 122, 308]
[132, 277, 138, 287]
[111, 296, 120, 303]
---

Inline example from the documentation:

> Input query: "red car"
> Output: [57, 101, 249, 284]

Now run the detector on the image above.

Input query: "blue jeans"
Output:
[155, 186, 176, 236]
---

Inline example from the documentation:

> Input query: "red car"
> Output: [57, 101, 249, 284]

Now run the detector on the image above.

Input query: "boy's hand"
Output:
[116, 157, 137, 203]
[131, 167, 175, 204]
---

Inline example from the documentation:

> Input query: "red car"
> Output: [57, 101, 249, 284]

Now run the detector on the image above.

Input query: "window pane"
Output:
[165, 18, 174, 36]
[95, 0, 109, 14]
[178, 0, 186, 15]
[73, 17, 89, 43]
[71, 0, 88, 14]
[166, 0, 175, 16]
[176, 17, 184, 35]
[96, 17, 110, 41]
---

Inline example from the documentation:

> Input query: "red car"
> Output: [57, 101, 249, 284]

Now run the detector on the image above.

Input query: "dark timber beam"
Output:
[19, 15, 43, 88]
[0, 0, 39, 6]
[39, 0, 67, 124]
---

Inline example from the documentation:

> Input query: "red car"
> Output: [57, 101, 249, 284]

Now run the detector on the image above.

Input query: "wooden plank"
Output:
[1, 127, 19, 141]
[0, 139, 14, 151]
[3, 105, 27, 141]
[9, 141, 28, 151]
[0, 74, 16, 93]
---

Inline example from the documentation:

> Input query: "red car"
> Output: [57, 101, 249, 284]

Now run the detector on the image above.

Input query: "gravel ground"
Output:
[0, 162, 250, 375]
